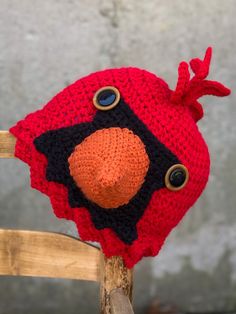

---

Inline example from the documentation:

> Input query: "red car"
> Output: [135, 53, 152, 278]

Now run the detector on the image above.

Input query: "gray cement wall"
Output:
[0, 1, 235, 313]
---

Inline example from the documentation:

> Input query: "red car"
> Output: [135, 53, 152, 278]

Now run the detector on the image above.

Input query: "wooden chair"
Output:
[0, 131, 134, 314]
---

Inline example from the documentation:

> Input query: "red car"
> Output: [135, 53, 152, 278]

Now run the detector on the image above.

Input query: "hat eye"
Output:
[93, 86, 120, 111]
[165, 164, 189, 191]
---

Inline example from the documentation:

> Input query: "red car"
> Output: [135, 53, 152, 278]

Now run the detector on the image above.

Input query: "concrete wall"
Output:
[0, 0, 235, 313]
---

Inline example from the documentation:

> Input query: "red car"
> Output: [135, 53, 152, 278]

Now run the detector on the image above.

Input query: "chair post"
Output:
[100, 255, 133, 314]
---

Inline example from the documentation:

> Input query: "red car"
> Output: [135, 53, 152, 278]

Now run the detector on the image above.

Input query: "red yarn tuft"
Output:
[171, 47, 230, 122]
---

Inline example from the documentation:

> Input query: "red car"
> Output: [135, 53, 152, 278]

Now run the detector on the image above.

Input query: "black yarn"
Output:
[34, 99, 180, 244]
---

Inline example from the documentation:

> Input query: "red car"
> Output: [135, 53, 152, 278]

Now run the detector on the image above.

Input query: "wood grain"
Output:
[110, 288, 134, 314]
[0, 229, 101, 281]
[100, 255, 133, 314]
[0, 131, 16, 158]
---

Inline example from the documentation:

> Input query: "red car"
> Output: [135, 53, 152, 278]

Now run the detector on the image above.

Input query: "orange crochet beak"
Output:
[68, 127, 150, 209]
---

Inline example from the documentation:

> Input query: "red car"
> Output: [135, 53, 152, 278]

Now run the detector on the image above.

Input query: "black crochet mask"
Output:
[34, 99, 179, 244]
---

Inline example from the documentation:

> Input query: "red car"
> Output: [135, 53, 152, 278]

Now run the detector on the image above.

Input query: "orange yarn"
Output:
[68, 127, 150, 209]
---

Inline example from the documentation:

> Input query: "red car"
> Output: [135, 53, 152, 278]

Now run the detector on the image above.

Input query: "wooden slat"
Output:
[110, 288, 134, 314]
[0, 229, 101, 281]
[0, 131, 16, 158]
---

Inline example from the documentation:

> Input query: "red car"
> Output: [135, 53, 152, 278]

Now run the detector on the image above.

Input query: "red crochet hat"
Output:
[10, 47, 230, 268]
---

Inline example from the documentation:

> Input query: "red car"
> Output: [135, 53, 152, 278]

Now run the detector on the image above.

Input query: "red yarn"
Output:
[10, 48, 230, 268]
[171, 47, 230, 121]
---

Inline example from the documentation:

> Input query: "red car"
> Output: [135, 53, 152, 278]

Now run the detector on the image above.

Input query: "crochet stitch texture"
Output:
[10, 47, 230, 268]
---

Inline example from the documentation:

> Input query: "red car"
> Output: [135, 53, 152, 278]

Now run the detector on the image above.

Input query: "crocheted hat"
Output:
[10, 48, 230, 268]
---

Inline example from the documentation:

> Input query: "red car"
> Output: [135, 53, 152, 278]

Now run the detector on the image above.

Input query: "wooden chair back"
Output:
[0, 131, 134, 314]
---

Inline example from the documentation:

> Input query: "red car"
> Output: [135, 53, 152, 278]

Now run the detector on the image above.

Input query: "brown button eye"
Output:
[165, 164, 189, 191]
[93, 86, 120, 111]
